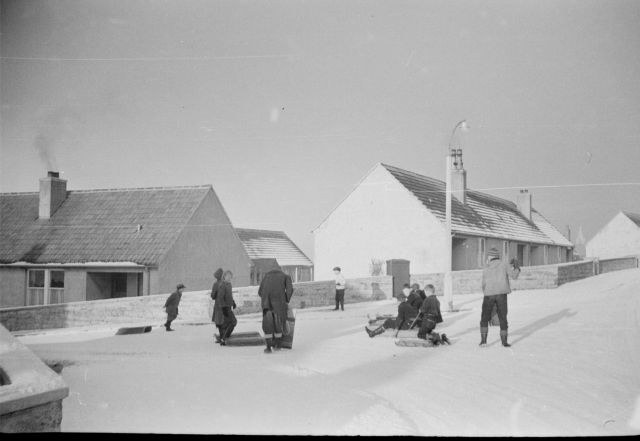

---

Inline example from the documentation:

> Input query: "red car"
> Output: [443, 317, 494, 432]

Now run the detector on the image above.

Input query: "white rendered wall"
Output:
[313, 164, 447, 280]
[586, 212, 640, 259]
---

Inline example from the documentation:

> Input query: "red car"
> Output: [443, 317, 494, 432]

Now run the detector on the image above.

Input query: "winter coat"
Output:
[164, 291, 182, 319]
[420, 294, 443, 324]
[211, 280, 221, 322]
[259, 270, 293, 333]
[396, 301, 419, 329]
[481, 258, 521, 296]
[213, 281, 234, 326]
[406, 292, 423, 311]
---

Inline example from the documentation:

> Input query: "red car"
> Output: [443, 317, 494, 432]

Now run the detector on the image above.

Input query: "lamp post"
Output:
[444, 120, 469, 312]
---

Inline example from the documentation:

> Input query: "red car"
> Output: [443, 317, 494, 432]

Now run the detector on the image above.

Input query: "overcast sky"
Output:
[1, 0, 639, 260]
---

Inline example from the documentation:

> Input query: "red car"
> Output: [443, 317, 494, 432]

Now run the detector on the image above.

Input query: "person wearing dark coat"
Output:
[258, 269, 294, 353]
[365, 289, 420, 338]
[417, 284, 450, 345]
[210, 268, 224, 337]
[164, 283, 185, 331]
[480, 247, 521, 347]
[213, 271, 237, 345]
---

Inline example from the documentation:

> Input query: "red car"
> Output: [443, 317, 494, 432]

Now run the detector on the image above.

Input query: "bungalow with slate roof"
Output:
[313, 162, 573, 280]
[586, 211, 640, 259]
[235, 228, 314, 284]
[0, 172, 252, 308]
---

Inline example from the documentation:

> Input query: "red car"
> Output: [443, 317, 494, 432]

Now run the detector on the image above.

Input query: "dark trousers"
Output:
[220, 311, 237, 339]
[165, 308, 178, 328]
[480, 294, 508, 330]
[335, 289, 345, 310]
[417, 316, 437, 339]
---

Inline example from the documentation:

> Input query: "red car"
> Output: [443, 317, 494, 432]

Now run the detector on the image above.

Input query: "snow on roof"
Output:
[0, 186, 212, 265]
[235, 228, 313, 267]
[381, 163, 572, 247]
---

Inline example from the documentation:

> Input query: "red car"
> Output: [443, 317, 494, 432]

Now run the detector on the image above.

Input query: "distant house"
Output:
[235, 228, 313, 284]
[313, 162, 573, 280]
[586, 211, 640, 259]
[0, 172, 252, 308]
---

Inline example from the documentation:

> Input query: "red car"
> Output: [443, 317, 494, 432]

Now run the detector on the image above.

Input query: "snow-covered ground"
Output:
[20, 269, 640, 435]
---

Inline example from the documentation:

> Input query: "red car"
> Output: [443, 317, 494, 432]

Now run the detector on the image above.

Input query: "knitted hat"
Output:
[487, 247, 500, 259]
[176, 283, 186, 290]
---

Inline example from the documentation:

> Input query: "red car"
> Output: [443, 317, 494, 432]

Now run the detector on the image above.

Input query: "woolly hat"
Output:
[487, 247, 500, 259]
[176, 283, 186, 290]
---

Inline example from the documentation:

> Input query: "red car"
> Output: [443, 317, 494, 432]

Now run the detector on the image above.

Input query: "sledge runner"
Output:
[417, 284, 450, 345]
[365, 284, 419, 338]
[163, 283, 185, 331]
[259, 269, 294, 353]
[479, 247, 520, 347]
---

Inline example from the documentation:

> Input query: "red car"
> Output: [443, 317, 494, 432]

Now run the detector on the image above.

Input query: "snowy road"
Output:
[22, 269, 640, 435]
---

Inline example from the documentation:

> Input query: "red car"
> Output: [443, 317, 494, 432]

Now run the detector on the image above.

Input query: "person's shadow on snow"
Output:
[508, 308, 577, 346]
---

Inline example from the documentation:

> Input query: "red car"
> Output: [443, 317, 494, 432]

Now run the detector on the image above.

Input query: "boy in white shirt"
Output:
[333, 266, 346, 311]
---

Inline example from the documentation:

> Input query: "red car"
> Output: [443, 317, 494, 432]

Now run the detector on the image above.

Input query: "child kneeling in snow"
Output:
[366, 284, 419, 337]
[417, 284, 450, 345]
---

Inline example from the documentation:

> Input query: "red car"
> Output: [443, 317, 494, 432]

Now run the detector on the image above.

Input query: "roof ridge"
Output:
[236, 227, 285, 234]
[70, 184, 212, 193]
[0, 191, 39, 196]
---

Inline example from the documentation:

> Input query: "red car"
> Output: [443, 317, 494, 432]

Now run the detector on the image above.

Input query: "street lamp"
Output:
[444, 120, 469, 312]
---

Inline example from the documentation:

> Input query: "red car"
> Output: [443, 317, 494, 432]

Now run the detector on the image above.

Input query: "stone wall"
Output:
[557, 260, 596, 285]
[0, 276, 393, 332]
[411, 260, 596, 295]
[598, 256, 639, 274]
[0, 324, 68, 432]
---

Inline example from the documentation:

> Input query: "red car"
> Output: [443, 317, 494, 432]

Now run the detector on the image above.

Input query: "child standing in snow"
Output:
[333, 266, 346, 311]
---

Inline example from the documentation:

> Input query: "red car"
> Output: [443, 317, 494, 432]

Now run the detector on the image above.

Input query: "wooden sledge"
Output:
[115, 325, 153, 335]
[395, 334, 453, 347]
[215, 331, 265, 346]
[280, 306, 296, 349]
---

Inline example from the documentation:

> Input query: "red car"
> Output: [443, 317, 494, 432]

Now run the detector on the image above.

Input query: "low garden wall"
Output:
[0, 276, 393, 333]
[598, 256, 639, 274]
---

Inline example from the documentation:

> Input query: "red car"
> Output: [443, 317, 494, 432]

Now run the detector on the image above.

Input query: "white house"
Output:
[313, 162, 573, 280]
[586, 211, 640, 259]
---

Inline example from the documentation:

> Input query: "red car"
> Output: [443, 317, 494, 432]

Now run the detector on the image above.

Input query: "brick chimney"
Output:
[450, 148, 466, 204]
[516, 189, 532, 221]
[39, 171, 67, 219]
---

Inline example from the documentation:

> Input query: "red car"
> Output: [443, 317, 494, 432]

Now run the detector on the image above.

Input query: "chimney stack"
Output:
[450, 148, 467, 204]
[516, 189, 532, 221]
[39, 171, 67, 219]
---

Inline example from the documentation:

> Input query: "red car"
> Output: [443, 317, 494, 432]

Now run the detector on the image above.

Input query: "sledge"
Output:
[395, 334, 453, 347]
[280, 306, 296, 349]
[115, 325, 153, 335]
[215, 331, 265, 346]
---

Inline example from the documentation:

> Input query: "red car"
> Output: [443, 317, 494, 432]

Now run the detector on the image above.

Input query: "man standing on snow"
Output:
[164, 283, 185, 331]
[480, 248, 520, 347]
[259, 269, 294, 353]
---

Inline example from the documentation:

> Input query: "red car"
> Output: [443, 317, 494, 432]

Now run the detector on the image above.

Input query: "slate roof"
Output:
[381, 164, 573, 247]
[623, 211, 640, 228]
[0, 186, 212, 265]
[235, 228, 313, 267]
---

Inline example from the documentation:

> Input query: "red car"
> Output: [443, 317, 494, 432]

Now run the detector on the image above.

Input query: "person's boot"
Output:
[333, 300, 339, 311]
[264, 338, 273, 354]
[479, 327, 488, 347]
[500, 329, 511, 347]
[273, 337, 282, 351]
[365, 326, 385, 338]
[441, 334, 451, 345]
[428, 332, 442, 346]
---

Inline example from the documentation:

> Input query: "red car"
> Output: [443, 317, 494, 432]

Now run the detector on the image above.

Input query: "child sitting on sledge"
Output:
[417, 284, 450, 345]
[365, 284, 420, 338]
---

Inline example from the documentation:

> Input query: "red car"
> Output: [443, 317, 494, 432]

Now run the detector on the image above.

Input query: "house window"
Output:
[27, 269, 64, 305]
[28, 270, 45, 306]
[478, 238, 486, 267]
[503, 241, 509, 259]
